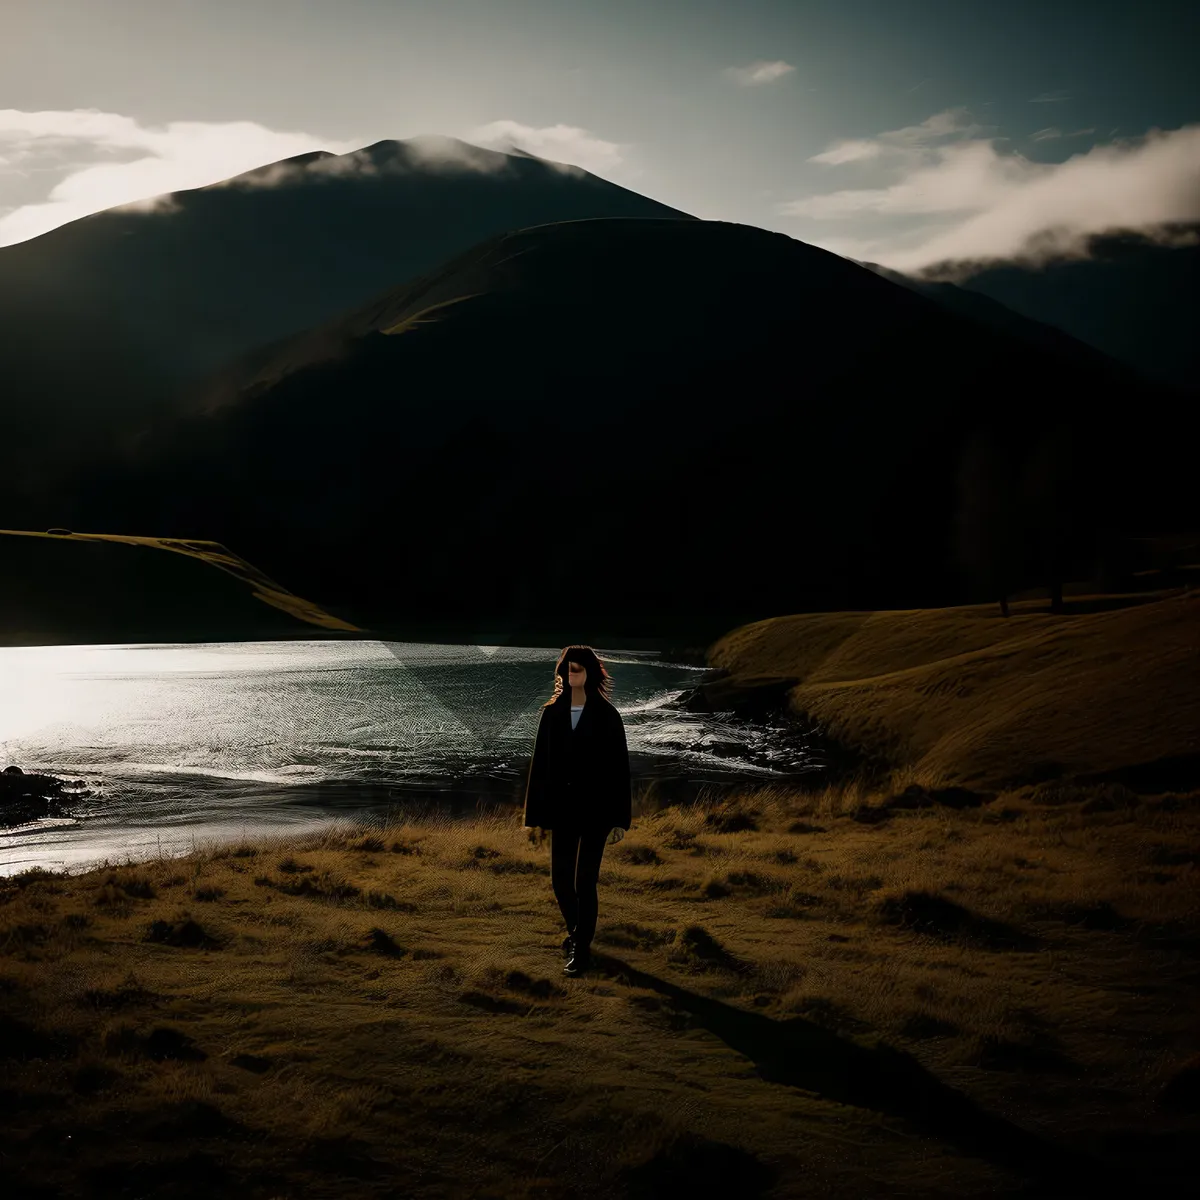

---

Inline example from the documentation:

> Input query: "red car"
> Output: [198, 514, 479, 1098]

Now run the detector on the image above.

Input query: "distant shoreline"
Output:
[0, 617, 718, 667]
[2, 749, 831, 881]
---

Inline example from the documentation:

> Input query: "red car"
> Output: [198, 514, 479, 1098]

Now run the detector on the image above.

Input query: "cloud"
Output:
[807, 139, 885, 165]
[777, 109, 1200, 271]
[807, 108, 988, 165]
[1030, 90, 1071, 103]
[209, 134, 526, 191]
[1029, 127, 1096, 142]
[466, 120, 625, 177]
[403, 134, 522, 173]
[724, 60, 795, 86]
[0, 108, 363, 246]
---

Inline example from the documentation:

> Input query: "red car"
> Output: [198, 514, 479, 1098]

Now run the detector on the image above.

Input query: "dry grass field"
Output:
[706, 590, 1198, 791]
[1, 591, 1197, 1198]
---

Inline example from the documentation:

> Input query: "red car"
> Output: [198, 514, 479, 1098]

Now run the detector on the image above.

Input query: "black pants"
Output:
[550, 822, 608, 952]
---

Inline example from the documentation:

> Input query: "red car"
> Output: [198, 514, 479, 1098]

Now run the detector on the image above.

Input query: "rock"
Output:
[851, 805, 893, 824]
[694, 734, 743, 758]
[883, 785, 994, 811]
[674, 674, 800, 718]
[1, 770, 69, 810]
[672, 668, 729, 711]
[883, 785, 936, 810]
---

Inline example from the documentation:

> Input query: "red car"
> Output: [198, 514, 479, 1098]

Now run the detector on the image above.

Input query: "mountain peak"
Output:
[203, 135, 532, 193]
[351, 134, 572, 174]
[193, 135, 597, 198]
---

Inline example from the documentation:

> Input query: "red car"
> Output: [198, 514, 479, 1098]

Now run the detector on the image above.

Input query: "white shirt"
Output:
[568, 702, 624, 844]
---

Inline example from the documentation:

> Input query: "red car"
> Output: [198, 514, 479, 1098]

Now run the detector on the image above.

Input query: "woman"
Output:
[523, 645, 631, 976]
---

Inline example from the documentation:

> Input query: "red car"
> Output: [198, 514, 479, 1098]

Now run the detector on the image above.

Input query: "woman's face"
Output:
[567, 660, 587, 687]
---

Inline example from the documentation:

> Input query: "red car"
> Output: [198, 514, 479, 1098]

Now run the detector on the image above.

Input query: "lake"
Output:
[0, 639, 821, 878]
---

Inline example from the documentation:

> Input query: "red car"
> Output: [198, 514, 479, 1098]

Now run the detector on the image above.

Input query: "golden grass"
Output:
[3, 775, 1198, 1197]
[708, 592, 1199, 789]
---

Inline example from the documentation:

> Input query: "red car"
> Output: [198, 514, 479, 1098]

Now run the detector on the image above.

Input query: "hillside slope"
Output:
[858, 222, 1200, 395]
[704, 591, 1199, 790]
[0, 137, 693, 509]
[59, 218, 1194, 642]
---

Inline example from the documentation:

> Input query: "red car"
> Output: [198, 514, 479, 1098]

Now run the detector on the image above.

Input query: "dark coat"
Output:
[522, 693, 631, 832]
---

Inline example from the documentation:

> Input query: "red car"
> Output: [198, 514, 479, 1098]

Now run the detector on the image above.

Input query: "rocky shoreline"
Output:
[1, 765, 97, 825]
[668, 669, 876, 784]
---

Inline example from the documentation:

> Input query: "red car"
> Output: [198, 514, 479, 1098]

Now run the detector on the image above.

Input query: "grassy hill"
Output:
[705, 589, 1199, 793]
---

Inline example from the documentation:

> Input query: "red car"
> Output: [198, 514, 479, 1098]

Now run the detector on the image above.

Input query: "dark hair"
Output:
[541, 645, 613, 707]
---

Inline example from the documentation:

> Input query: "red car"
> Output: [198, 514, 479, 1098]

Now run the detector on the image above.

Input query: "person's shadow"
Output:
[588, 949, 1134, 1194]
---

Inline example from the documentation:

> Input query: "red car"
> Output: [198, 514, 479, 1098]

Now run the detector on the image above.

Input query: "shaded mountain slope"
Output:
[859, 222, 1199, 394]
[62, 218, 1194, 642]
[0, 136, 693, 505]
[854, 261, 1147, 378]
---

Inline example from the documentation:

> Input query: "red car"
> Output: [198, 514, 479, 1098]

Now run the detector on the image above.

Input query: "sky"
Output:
[2, 0, 1198, 270]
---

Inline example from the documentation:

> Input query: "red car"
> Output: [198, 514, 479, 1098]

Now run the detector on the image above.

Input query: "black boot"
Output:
[562, 932, 575, 959]
[563, 943, 591, 976]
